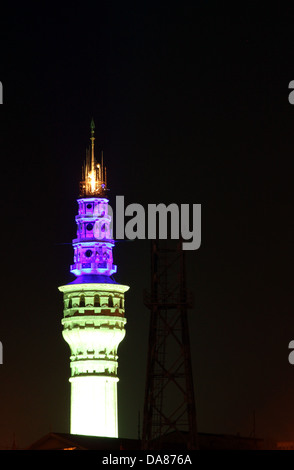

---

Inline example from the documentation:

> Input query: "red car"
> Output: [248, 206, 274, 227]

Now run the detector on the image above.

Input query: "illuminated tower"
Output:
[59, 120, 129, 438]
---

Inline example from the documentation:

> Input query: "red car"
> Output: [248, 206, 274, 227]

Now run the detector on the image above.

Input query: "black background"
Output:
[0, 3, 294, 448]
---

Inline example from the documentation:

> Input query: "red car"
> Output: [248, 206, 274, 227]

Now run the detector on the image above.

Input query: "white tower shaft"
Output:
[59, 282, 129, 437]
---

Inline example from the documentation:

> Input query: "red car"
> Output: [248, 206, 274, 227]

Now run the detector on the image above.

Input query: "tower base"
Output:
[70, 375, 119, 437]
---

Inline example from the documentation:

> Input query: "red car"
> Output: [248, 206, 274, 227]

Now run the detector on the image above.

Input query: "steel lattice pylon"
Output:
[142, 239, 198, 450]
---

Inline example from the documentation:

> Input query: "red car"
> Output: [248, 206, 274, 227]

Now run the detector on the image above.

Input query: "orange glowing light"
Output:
[79, 119, 107, 197]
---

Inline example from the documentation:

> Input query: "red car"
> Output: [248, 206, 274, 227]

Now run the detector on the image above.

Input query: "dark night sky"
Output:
[0, 3, 294, 448]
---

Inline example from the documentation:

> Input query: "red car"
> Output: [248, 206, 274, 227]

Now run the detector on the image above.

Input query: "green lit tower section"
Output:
[59, 120, 129, 438]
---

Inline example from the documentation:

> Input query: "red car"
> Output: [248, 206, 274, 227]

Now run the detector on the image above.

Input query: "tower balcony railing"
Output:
[72, 237, 115, 245]
[70, 262, 117, 277]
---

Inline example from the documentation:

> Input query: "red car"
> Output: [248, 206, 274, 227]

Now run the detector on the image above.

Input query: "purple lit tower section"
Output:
[59, 120, 129, 438]
[70, 196, 116, 279]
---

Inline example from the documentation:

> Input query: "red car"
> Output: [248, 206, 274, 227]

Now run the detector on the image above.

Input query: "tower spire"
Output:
[79, 119, 107, 197]
[90, 118, 95, 175]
